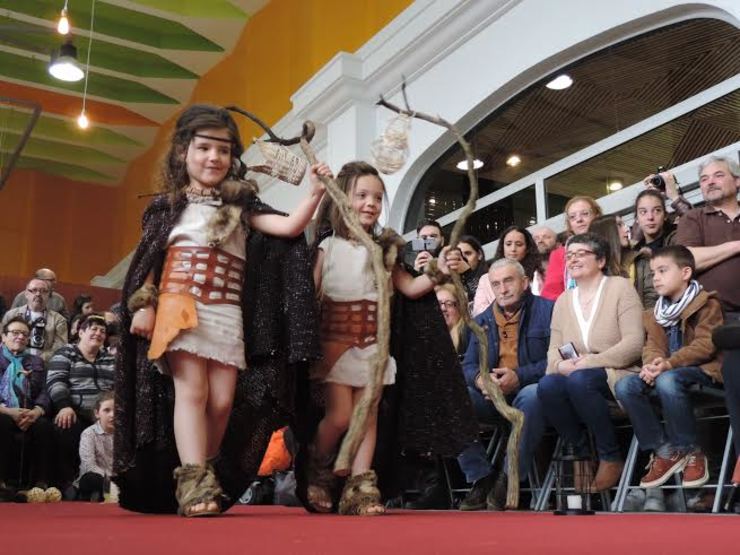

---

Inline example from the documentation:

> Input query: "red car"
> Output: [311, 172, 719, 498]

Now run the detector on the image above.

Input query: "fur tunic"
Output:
[114, 192, 321, 513]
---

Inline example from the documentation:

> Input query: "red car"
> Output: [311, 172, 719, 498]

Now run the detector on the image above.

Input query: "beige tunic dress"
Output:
[163, 199, 247, 370]
[315, 236, 396, 387]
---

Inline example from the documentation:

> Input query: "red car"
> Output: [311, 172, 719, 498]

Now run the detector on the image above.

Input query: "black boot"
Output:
[404, 459, 450, 510]
[486, 472, 508, 511]
[459, 471, 497, 511]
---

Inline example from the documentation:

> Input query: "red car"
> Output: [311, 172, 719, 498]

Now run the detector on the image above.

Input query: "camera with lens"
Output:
[29, 318, 46, 350]
[648, 166, 668, 192]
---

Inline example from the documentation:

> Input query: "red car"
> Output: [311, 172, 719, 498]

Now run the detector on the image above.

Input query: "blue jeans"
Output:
[457, 383, 547, 483]
[537, 368, 620, 461]
[614, 367, 713, 455]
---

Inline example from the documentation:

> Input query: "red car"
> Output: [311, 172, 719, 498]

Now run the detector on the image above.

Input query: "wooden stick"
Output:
[299, 138, 392, 476]
[377, 88, 524, 508]
[225, 106, 315, 145]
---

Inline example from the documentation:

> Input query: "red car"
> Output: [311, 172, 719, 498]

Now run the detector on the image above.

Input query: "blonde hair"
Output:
[564, 196, 602, 235]
[435, 283, 465, 352]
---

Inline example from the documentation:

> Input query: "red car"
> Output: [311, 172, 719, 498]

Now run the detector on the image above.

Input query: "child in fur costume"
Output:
[124, 104, 328, 517]
[305, 161, 458, 516]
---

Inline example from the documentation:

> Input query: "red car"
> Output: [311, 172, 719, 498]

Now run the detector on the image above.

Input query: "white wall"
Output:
[97, 0, 740, 284]
[251, 0, 740, 234]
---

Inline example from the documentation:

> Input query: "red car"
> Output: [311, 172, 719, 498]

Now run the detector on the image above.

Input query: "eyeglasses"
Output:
[26, 288, 49, 295]
[567, 210, 593, 222]
[565, 249, 596, 261]
[6, 329, 30, 338]
[439, 300, 459, 309]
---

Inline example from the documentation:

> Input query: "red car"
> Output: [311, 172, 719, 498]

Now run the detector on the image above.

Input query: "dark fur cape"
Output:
[114, 193, 321, 513]
[294, 230, 477, 508]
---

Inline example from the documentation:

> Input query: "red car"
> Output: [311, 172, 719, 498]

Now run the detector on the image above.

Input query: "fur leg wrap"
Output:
[173, 463, 223, 517]
[306, 445, 336, 513]
[127, 283, 158, 313]
[338, 470, 384, 516]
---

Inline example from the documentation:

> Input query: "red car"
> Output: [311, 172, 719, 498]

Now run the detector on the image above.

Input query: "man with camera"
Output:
[411, 219, 446, 273]
[10, 269, 68, 320]
[1, 279, 68, 364]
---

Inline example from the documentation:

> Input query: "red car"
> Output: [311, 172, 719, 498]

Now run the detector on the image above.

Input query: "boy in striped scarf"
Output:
[615, 245, 723, 489]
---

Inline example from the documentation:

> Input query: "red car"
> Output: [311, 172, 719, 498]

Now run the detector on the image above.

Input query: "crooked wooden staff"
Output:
[227, 91, 524, 507]
[375, 84, 524, 508]
[226, 105, 392, 478]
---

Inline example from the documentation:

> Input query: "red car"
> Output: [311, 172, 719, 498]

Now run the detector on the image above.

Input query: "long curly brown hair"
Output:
[160, 104, 249, 199]
[312, 161, 387, 244]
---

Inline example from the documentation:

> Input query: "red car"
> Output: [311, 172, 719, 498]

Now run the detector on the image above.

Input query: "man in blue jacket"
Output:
[458, 258, 553, 510]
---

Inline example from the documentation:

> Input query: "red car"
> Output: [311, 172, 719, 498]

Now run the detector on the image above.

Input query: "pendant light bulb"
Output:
[58, 8, 70, 35]
[77, 111, 89, 129]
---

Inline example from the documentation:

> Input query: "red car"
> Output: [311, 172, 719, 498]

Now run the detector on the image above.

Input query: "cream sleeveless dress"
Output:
[163, 199, 247, 370]
[318, 236, 396, 386]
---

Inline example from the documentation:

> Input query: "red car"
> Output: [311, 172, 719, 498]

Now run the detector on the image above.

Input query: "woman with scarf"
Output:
[0, 316, 59, 501]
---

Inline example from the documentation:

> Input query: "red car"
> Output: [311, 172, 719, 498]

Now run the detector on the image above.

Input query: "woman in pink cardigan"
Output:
[537, 232, 644, 492]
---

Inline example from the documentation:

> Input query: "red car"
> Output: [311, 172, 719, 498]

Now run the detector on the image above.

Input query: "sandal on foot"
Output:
[338, 470, 385, 516]
[19, 487, 47, 503]
[306, 446, 335, 513]
[44, 487, 62, 503]
[174, 463, 223, 517]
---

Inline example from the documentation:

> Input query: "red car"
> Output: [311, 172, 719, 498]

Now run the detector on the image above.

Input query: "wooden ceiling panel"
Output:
[435, 19, 740, 191]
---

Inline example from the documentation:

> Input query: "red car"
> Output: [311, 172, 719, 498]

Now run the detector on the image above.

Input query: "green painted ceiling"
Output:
[0, 0, 267, 187]
[0, 106, 141, 146]
[4, 0, 224, 50]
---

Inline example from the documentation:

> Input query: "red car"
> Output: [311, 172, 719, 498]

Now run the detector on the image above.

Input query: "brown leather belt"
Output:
[160, 246, 244, 306]
[320, 298, 378, 347]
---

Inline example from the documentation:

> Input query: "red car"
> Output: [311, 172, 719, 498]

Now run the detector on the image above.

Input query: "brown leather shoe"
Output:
[682, 450, 709, 488]
[592, 460, 624, 492]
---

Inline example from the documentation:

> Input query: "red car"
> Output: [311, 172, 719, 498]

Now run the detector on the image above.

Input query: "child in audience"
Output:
[305, 161, 461, 515]
[615, 245, 723, 488]
[77, 391, 115, 502]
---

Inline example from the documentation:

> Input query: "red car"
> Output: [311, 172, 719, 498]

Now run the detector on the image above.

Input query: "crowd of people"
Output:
[0, 274, 120, 503]
[1, 101, 738, 518]
[427, 156, 739, 513]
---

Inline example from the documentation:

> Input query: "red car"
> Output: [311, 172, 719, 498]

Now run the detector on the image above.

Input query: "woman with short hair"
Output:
[537, 233, 644, 492]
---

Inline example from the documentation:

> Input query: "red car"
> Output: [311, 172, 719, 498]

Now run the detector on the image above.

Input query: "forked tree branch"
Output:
[377, 83, 524, 508]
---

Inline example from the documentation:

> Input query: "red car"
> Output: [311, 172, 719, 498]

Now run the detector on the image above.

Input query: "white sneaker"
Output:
[643, 488, 666, 512]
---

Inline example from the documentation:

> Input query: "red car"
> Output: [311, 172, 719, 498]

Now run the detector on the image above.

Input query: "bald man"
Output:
[12, 268, 68, 318]
[532, 227, 559, 277]
[532, 227, 559, 256]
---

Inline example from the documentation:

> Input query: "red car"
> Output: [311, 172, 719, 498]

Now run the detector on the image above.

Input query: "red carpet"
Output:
[2, 504, 736, 554]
